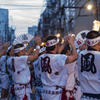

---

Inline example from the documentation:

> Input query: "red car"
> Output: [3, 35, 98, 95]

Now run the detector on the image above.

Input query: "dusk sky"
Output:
[0, 0, 46, 36]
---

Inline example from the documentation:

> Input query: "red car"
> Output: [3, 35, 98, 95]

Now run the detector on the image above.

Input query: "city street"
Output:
[0, 0, 100, 100]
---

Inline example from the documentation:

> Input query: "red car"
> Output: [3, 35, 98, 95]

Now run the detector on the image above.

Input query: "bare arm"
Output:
[25, 46, 34, 56]
[58, 36, 68, 54]
[58, 42, 67, 54]
[65, 34, 78, 64]
[0, 42, 9, 57]
[27, 49, 39, 61]
[27, 36, 41, 61]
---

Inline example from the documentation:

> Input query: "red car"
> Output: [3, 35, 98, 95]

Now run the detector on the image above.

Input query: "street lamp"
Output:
[87, 4, 92, 10]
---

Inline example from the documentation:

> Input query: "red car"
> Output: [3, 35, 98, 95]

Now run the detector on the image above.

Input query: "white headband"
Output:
[6, 45, 12, 54]
[14, 45, 26, 53]
[46, 38, 59, 47]
[86, 36, 100, 46]
[39, 47, 46, 54]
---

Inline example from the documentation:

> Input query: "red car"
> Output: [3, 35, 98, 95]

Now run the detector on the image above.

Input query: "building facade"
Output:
[60, 0, 100, 35]
[0, 8, 9, 43]
[8, 27, 16, 44]
[74, 0, 95, 35]
[38, 0, 62, 41]
[28, 25, 37, 46]
[38, 0, 100, 39]
[28, 25, 37, 36]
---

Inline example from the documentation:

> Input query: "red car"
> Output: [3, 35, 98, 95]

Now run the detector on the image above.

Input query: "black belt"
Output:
[83, 93, 100, 99]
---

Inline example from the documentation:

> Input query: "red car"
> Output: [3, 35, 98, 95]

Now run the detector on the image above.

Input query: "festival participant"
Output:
[0, 45, 12, 100]
[61, 44, 76, 100]
[33, 46, 46, 100]
[77, 30, 100, 100]
[7, 36, 41, 100]
[38, 34, 78, 100]
[6, 46, 16, 100]
[74, 30, 89, 100]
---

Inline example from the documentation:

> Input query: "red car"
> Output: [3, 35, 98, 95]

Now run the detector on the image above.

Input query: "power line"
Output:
[0, 4, 46, 7]
[3, 8, 44, 10]
[0, 3, 46, 10]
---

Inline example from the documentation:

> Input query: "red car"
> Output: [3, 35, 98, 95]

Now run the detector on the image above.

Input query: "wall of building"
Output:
[74, 0, 94, 35]
[9, 27, 16, 44]
[0, 8, 9, 43]
[38, 0, 100, 39]
[28, 25, 37, 46]
[28, 25, 37, 36]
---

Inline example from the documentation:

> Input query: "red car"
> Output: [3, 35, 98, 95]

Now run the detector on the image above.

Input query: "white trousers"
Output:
[1, 78, 9, 89]
[14, 83, 32, 100]
[75, 86, 82, 100]
[16, 93, 31, 100]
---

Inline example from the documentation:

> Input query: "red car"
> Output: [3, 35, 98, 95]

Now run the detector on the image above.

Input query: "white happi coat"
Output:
[9, 56, 30, 84]
[65, 61, 76, 90]
[38, 53, 67, 100]
[7, 56, 32, 98]
[77, 49, 100, 94]
[39, 53, 67, 87]
[0, 55, 9, 82]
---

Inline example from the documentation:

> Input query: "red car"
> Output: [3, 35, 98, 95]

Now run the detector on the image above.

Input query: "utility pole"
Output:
[93, 0, 98, 20]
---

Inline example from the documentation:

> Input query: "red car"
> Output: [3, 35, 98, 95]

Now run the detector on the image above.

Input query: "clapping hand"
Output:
[67, 34, 75, 45]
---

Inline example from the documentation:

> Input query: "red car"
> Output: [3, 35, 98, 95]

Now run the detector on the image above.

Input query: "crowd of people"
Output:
[0, 30, 100, 100]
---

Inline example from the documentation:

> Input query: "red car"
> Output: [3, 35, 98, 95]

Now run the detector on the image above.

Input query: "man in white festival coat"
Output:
[7, 36, 41, 100]
[77, 30, 100, 100]
[38, 34, 78, 100]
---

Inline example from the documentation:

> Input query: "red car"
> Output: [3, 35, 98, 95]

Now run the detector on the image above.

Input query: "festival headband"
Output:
[39, 47, 46, 54]
[86, 36, 100, 46]
[14, 44, 26, 53]
[6, 45, 12, 54]
[46, 38, 59, 47]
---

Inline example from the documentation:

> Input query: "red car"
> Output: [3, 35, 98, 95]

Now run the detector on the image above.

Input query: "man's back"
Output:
[39, 53, 67, 87]
[77, 49, 100, 94]
[7, 56, 30, 84]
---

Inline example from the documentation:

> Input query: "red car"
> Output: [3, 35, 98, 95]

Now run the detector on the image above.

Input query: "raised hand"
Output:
[3, 42, 9, 50]
[34, 36, 41, 46]
[68, 34, 75, 45]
